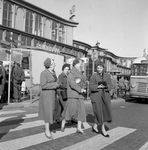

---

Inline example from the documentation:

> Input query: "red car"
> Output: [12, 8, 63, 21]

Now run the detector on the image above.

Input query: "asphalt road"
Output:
[0, 98, 148, 150]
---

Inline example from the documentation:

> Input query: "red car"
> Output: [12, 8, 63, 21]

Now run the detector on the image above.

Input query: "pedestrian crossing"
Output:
[0, 109, 146, 150]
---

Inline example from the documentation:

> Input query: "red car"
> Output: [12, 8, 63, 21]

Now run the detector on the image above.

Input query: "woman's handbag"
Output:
[61, 89, 67, 101]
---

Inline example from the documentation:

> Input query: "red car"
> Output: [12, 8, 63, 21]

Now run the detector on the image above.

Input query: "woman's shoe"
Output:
[101, 130, 110, 137]
[92, 127, 99, 133]
[102, 132, 110, 137]
[61, 127, 65, 132]
[76, 129, 86, 135]
[45, 133, 53, 139]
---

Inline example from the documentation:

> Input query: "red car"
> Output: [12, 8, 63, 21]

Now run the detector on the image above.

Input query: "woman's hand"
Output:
[81, 88, 86, 93]
[97, 84, 105, 89]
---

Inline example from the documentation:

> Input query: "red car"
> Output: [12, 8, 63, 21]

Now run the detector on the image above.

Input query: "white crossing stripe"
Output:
[0, 122, 91, 150]
[0, 113, 38, 122]
[0, 120, 44, 134]
[0, 110, 25, 115]
[139, 141, 148, 150]
[62, 127, 136, 150]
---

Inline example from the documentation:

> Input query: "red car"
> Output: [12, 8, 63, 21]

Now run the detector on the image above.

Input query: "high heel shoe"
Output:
[92, 127, 99, 133]
[45, 133, 53, 139]
[101, 131, 109, 137]
[61, 127, 65, 132]
[76, 129, 86, 135]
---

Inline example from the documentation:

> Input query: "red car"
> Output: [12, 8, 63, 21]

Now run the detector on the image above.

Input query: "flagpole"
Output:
[29, 51, 33, 103]
[8, 49, 12, 104]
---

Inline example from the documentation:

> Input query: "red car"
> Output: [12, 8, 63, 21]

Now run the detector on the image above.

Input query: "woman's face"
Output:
[97, 65, 104, 74]
[63, 67, 69, 75]
[75, 60, 83, 71]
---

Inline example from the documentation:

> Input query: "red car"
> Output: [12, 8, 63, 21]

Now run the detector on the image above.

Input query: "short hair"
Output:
[62, 63, 70, 71]
[72, 58, 82, 67]
[96, 61, 105, 68]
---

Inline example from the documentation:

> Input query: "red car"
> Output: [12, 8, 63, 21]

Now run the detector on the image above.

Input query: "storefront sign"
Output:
[36, 43, 60, 54]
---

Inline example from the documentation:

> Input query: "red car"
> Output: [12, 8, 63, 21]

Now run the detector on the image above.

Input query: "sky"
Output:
[25, 0, 148, 57]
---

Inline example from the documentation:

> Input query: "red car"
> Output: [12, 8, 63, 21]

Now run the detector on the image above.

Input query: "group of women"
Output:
[38, 57, 112, 139]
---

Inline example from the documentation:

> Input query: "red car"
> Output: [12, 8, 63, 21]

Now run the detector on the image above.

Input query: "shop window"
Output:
[12, 33, 19, 41]
[59, 24, 65, 43]
[21, 35, 31, 46]
[3, 1, 13, 27]
[34, 39, 44, 47]
[0, 30, 3, 40]
[25, 10, 33, 34]
[51, 21, 58, 41]
[35, 14, 42, 36]
[15, 7, 24, 31]
[44, 19, 51, 39]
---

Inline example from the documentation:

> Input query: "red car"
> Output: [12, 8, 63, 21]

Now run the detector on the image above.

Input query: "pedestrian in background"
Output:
[38, 58, 60, 139]
[54, 64, 70, 123]
[89, 61, 112, 137]
[118, 76, 126, 90]
[3, 65, 9, 103]
[12, 62, 25, 102]
[61, 58, 87, 135]
[111, 73, 118, 99]
[0, 61, 6, 103]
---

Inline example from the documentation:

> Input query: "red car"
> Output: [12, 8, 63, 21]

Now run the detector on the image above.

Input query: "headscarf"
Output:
[44, 58, 51, 67]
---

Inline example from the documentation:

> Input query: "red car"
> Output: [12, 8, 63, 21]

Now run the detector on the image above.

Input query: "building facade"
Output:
[73, 42, 136, 80]
[0, 0, 136, 82]
[0, 0, 87, 65]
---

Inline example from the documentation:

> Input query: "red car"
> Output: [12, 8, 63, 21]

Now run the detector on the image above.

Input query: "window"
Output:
[3, 1, 13, 27]
[59, 24, 65, 43]
[34, 39, 44, 47]
[51, 21, 58, 41]
[35, 14, 42, 36]
[0, 30, 3, 40]
[25, 10, 33, 34]
[132, 64, 148, 76]
[21, 35, 31, 46]
[44, 19, 51, 39]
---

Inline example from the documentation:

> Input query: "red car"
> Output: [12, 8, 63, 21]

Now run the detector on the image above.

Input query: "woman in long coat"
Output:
[89, 61, 112, 137]
[54, 64, 70, 122]
[61, 58, 87, 135]
[38, 58, 60, 139]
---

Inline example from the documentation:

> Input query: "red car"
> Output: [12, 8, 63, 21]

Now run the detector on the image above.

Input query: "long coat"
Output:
[54, 72, 68, 120]
[38, 69, 58, 124]
[62, 67, 86, 122]
[89, 72, 113, 125]
[12, 66, 25, 99]
[0, 66, 5, 96]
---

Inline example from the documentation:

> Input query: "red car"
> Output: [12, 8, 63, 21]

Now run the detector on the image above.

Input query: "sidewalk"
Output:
[0, 97, 126, 110]
[0, 96, 39, 110]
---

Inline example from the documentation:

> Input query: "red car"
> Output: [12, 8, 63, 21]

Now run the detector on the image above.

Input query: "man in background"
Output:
[12, 62, 25, 102]
[0, 61, 6, 103]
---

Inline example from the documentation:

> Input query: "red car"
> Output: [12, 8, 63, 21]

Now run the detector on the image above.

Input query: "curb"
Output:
[0, 98, 39, 110]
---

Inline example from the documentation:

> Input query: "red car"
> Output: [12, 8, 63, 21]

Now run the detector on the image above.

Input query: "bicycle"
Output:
[117, 85, 126, 98]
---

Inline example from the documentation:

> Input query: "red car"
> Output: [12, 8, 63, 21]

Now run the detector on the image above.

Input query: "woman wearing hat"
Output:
[89, 61, 112, 137]
[61, 58, 87, 135]
[38, 58, 60, 139]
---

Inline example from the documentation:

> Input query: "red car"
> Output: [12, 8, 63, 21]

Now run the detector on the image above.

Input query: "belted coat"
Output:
[38, 69, 59, 124]
[89, 72, 113, 124]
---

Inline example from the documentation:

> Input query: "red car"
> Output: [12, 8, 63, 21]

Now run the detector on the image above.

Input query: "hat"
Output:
[44, 58, 51, 67]
[62, 64, 70, 71]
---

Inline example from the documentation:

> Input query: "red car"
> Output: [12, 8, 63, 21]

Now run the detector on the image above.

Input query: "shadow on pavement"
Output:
[0, 115, 25, 139]
[0, 103, 8, 110]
